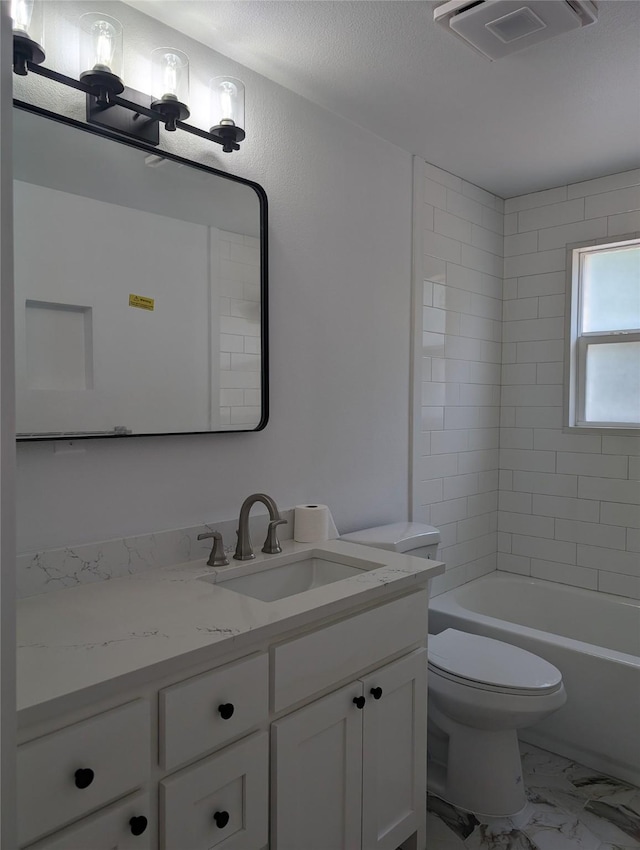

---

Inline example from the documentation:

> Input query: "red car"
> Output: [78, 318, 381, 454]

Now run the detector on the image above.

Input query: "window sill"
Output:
[563, 424, 640, 436]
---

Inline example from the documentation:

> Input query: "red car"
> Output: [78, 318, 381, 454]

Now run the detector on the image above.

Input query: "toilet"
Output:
[427, 628, 565, 817]
[340, 522, 567, 818]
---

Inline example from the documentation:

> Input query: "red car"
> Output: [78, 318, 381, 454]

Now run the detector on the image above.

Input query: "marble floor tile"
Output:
[596, 844, 640, 849]
[526, 788, 640, 847]
[463, 825, 538, 849]
[426, 743, 640, 850]
[427, 795, 479, 840]
[425, 811, 467, 848]
[522, 808, 602, 850]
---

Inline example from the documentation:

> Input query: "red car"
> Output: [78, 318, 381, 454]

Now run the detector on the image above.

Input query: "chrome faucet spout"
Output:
[234, 493, 287, 560]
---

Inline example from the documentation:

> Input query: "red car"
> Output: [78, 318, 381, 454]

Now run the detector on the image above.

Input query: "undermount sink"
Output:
[199, 556, 368, 603]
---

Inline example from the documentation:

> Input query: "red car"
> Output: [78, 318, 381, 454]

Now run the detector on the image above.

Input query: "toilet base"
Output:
[428, 704, 526, 817]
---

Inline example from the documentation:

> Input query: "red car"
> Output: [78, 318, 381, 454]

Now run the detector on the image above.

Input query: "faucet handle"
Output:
[262, 519, 287, 555]
[198, 531, 229, 567]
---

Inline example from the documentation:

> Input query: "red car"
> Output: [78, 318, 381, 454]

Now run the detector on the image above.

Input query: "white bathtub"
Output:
[429, 572, 640, 786]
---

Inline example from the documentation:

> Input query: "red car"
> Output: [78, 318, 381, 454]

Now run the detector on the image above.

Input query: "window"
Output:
[567, 237, 640, 430]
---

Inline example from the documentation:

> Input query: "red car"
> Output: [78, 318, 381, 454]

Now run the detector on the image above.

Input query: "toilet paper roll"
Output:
[294, 504, 339, 543]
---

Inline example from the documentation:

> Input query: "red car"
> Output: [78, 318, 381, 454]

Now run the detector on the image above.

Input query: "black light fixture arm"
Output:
[23, 61, 241, 151]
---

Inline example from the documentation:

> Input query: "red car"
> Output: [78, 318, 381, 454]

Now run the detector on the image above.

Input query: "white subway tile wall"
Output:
[416, 163, 640, 599]
[217, 230, 262, 427]
[499, 169, 640, 599]
[415, 161, 503, 596]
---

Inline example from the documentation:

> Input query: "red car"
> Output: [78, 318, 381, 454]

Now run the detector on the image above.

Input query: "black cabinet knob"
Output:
[217, 703, 235, 720]
[129, 816, 148, 836]
[74, 768, 94, 789]
[213, 810, 230, 829]
[370, 687, 383, 700]
[353, 696, 366, 710]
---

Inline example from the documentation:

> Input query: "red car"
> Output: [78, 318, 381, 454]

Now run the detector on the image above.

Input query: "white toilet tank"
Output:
[340, 522, 440, 559]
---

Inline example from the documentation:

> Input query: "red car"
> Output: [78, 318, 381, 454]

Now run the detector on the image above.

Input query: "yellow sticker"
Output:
[129, 294, 155, 311]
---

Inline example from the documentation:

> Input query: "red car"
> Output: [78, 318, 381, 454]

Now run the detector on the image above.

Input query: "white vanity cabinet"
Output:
[272, 649, 426, 850]
[18, 579, 434, 850]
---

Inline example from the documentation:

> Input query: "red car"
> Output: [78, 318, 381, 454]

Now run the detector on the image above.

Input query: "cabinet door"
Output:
[160, 732, 268, 850]
[272, 683, 364, 850]
[361, 649, 427, 850]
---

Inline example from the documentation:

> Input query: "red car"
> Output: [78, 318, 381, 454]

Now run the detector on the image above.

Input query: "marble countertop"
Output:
[17, 539, 444, 723]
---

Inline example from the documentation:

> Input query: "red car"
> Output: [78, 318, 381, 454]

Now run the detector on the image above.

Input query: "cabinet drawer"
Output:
[17, 699, 150, 846]
[159, 652, 268, 770]
[272, 590, 428, 711]
[24, 792, 152, 850]
[160, 731, 268, 850]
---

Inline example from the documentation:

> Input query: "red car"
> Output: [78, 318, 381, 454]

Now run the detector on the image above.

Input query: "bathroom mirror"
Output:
[13, 103, 268, 440]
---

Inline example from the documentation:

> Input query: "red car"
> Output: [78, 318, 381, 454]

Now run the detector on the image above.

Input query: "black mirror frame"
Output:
[13, 99, 269, 440]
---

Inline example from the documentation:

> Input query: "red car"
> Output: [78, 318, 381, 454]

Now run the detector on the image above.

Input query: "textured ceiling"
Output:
[125, 1, 640, 197]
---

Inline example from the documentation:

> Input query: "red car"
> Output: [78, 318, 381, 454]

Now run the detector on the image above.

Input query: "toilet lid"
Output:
[428, 629, 562, 693]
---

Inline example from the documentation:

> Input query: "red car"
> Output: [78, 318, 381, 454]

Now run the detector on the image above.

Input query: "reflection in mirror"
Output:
[13, 105, 267, 439]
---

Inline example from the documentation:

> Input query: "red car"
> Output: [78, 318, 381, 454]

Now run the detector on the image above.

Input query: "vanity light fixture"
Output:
[11, 0, 45, 76]
[13, 8, 246, 153]
[150, 48, 190, 132]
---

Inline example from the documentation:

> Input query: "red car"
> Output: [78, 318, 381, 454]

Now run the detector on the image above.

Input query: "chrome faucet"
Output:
[234, 493, 287, 560]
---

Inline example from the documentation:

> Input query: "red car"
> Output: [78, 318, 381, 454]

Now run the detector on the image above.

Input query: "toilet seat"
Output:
[428, 629, 563, 696]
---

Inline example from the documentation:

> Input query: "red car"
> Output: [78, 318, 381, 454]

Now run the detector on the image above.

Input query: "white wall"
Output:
[499, 170, 640, 599]
[413, 160, 504, 596]
[14, 1, 413, 552]
[0, 4, 17, 845]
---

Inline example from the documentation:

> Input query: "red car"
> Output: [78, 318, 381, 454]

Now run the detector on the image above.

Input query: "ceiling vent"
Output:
[434, 0, 598, 60]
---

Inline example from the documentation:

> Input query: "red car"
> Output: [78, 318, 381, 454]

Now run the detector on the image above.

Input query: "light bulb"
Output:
[11, 0, 33, 33]
[151, 47, 189, 109]
[162, 52, 179, 99]
[92, 19, 116, 71]
[219, 80, 237, 124]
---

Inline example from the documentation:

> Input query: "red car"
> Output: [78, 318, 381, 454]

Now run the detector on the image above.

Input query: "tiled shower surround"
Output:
[499, 175, 640, 600]
[414, 161, 504, 597]
[415, 161, 640, 600]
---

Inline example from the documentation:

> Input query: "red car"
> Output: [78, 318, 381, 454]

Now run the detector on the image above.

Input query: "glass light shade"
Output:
[151, 48, 189, 105]
[11, 0, 45, 60]
[79, 12, 123, 77]
[11, 0, 45, 75]
[11, 0, 38, 36]
[210, 77, 245, 130]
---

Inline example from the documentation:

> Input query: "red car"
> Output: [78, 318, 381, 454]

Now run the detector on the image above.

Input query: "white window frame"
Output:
[566, 235, 640, 432]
